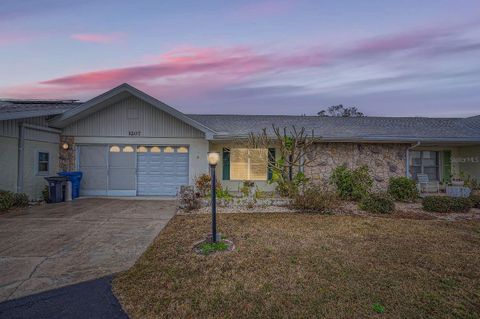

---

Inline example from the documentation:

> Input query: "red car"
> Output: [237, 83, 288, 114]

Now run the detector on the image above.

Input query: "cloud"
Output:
[2, 20, 480, 108]
[70, 32, 125, 43]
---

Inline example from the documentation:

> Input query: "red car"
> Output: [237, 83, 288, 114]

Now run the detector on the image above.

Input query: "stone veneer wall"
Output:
[59, 135, 76, 171]
[304, 142, 409, 190]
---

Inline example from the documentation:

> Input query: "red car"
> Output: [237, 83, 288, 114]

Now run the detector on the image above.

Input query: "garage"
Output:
[78, 145, 189, 196]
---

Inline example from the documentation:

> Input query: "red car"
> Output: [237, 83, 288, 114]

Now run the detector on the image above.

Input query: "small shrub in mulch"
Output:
[330, 164, 373, 201]
[290, 184, 339, 214]
[359, 193, 395, 214]
[422, 196, 472, 213]
[388, 177, 419, 202]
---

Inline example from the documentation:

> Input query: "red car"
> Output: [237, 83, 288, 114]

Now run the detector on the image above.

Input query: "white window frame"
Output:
[35, 150, 50, 176]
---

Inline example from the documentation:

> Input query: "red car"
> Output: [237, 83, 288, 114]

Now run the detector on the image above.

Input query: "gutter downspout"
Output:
[17, 122, 25, 193]
[406, 141, 421, 178]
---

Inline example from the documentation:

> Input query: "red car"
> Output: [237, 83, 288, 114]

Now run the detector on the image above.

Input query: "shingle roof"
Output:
[0, 99, 80, 120]
[188, 114, 480, 142]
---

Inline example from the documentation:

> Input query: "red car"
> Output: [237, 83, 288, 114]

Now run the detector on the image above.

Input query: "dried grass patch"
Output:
[114, 213, 480, 319]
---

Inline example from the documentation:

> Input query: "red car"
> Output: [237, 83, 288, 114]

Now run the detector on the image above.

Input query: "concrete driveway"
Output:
[0, 198, 176, 302]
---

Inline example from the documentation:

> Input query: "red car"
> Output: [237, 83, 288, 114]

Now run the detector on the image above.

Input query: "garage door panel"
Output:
[137, 147, 189, 196]
[109, 168, 136, 190]
[79, 146, 107, 167]
[81, 168, 108, 190]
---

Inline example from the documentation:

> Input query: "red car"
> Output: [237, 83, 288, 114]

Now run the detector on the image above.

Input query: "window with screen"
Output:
[230, 148, 268, 181]
[410, 151, 439, 181]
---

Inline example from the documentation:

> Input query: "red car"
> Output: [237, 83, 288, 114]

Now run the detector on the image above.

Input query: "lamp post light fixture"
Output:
[207, 152, 220, 242]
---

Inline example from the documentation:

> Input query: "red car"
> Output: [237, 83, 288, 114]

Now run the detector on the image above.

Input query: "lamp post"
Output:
[207, 152, 220, 242]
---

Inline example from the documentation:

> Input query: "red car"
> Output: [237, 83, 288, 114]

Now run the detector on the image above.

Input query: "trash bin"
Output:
[57, 171, 83, 199]
[44, 176, 68, 203]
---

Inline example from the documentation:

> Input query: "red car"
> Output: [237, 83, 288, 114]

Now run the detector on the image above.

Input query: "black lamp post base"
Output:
[206, 232, 222, 243]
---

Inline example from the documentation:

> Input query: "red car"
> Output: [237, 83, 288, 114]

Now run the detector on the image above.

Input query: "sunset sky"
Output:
[1, 0, 479, 116]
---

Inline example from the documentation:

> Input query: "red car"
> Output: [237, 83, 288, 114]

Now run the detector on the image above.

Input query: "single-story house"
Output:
[1, 83, 479, 200]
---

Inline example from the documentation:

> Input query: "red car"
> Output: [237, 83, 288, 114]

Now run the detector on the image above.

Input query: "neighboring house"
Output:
[1, 83, 479, 200]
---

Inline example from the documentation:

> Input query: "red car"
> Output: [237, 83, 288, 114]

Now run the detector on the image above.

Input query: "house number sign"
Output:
[128, 130, 141, 136]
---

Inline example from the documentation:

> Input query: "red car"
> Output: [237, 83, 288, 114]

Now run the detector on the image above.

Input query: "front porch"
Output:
[408, 143, 480, 196]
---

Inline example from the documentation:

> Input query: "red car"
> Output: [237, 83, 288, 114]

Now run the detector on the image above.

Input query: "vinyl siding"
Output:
[63, 96, 204, 138]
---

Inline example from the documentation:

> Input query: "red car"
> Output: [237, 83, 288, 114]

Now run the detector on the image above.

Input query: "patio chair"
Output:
[416, 173, 440, 193]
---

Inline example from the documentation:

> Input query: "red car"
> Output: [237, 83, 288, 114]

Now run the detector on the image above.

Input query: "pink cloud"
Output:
[70, 33, 125, 44]
[2, 21, 479, 101]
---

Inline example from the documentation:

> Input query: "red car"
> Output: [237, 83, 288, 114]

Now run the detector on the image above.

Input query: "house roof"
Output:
[188, 114, 480, 143]
[0, 99, 80, 120]
[48, 83, 216, 138]
[1, 84, 479, 143]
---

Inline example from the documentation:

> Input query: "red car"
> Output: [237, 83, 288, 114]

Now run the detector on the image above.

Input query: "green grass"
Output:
[198, 241, 228, 255]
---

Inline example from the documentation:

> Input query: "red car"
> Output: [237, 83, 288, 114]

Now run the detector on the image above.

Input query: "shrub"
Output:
[194, 174, 223, 197]
[470, 195, 480, 208]
[422, 196, 472, 213]
[0, 190, 14, 211]
[359, 193, 395, 214]
[13, 193, 29, 207]
[388, 177, 419, 202]
[290, 184, 339, 213]
[195, 174, 211, 197]
[330, 164, 373, 201]
[178, 185, 201, 212]
[42, 186, 49, 203]
[216, 187, 233, 201]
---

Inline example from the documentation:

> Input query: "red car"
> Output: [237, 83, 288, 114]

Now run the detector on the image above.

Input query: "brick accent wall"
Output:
[304, 142, 408, 190]
[59, 135, 76, 171]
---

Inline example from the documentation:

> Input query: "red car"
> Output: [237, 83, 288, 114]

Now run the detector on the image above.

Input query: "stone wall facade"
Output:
[304, 142, 408, 190]
[59, 135, 76, 171]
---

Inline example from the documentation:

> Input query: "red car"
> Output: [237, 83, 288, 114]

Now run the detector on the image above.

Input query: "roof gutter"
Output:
[406, 141, 421, 178]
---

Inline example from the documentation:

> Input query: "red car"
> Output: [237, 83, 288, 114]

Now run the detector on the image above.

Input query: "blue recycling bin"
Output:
[58, 171, 83, 199]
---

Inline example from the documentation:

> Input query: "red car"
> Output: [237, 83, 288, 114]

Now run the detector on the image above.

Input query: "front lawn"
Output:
[113, 214, 480, 318]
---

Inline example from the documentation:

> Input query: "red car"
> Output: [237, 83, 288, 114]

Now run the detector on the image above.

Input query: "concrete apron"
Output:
[0, 198, 176, 302]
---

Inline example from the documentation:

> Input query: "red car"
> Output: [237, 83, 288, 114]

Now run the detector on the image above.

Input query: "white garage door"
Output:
[137, 146, 189, 196]
[79, 145, 136, 196]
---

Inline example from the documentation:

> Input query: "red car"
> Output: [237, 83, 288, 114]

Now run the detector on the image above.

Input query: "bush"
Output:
[178, 185, 201, 212]
[359, 193, 395, 214]
[290, 184, 339, 213]
[388, 177, 419, 202]
[330, 164, 373, 201]
[42, 186, 49, 203]
[194, 174, 222, 197]
[13, 193, 29, 207]
[0, 190, 14, 211]
[470, 195, 480, 208]
[422, 196, 472, 213]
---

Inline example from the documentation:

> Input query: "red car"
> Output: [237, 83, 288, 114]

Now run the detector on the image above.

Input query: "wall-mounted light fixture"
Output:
[62, 143, 69, 150]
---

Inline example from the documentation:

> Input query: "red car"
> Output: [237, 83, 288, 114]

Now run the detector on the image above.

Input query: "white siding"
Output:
[63, 96, 204, 138]
[0, 117, 51, 138]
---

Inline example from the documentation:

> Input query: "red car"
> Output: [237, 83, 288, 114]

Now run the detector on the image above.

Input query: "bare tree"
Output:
[240, 125, 319, 196]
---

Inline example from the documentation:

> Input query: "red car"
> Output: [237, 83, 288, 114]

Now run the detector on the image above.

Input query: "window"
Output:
[410, 151, 439, 181]
[177, 147, 188, 153]
[230, 148, 268, 181]
[150, 146, 161, 153]
[137, 146, 148, 153]
[109, 145, 120, 152]
[164, 146, 174, 153]
[37, 151, 49, 175]
[122, 146, 134, 152]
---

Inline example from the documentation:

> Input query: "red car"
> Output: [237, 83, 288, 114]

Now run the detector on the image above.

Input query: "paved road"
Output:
[0, 198, 176, 301]
[0, 275, 128, 319]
